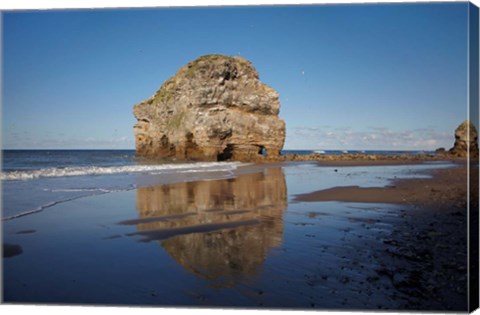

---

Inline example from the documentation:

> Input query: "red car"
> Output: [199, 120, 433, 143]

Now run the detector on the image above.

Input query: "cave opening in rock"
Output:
[259, 146, 267, 157]
[217, 144, 234, 161]
[160, 135, 169, 147]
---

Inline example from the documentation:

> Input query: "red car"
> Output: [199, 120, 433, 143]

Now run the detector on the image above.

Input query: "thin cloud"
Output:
[3, 136, 134, 149]
[286, 126, 454, 150]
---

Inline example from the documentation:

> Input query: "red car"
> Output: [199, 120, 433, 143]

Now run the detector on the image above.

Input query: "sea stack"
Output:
[448, 120, 479, 158]
[133, 54, 286, 161]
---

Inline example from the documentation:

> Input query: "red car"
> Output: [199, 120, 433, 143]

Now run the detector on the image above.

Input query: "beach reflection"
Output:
[134, 167, 287, 286]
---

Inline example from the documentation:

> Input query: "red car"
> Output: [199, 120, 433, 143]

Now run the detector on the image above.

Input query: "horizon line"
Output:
[1, 148, 437, 151]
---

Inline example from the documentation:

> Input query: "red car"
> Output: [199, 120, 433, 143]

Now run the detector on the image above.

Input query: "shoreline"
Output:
[293, 160, 470, 207]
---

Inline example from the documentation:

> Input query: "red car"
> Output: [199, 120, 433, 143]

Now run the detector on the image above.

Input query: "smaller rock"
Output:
[449, 120, 479, 158]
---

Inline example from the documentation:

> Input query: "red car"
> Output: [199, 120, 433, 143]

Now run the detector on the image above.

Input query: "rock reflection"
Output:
[134, 167, 287, 286]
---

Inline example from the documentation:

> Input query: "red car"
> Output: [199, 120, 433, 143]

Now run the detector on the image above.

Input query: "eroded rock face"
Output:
[449, 120, 479, 158]
[133, 55, 286, 161]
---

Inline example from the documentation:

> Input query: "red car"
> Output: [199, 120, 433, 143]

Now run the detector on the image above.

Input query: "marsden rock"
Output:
[449, 120, 479, 158]
[133, 54, 286, 161]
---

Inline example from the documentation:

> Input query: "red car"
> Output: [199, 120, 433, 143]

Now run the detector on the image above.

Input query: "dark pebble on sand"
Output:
[383, 239, 399, 246]
[3, 243, 23, 258]
[340, 276, 350, 284]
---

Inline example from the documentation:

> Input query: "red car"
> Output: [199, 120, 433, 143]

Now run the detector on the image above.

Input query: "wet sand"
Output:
[2, 160, 474, 310]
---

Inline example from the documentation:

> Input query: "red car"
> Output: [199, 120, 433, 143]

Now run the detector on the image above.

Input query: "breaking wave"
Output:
[1, 162, 245, 181]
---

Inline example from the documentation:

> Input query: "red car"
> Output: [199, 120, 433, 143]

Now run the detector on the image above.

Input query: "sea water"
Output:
[0, 150, 446, 220]
[1, 150, 244, 219]
[1, 149, 440, 220]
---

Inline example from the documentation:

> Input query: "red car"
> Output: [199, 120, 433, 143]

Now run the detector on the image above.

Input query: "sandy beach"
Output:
[2, 158, 474, 310]
[295, 160, 476, 309]
[296, 160, 472, 205]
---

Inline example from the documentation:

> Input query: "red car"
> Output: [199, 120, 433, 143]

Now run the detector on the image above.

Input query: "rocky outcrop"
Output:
[133, 54, 286, 161]
[449, 120, 479, 158]
[435, 147, 447, 154]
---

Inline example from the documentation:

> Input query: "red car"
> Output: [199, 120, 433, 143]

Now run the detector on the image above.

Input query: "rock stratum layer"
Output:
[133, 55, 286, 161]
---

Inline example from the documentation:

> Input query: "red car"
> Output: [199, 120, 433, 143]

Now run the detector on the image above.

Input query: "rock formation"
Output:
[449, 120, 479, 158]
[133, 54, 286, 161]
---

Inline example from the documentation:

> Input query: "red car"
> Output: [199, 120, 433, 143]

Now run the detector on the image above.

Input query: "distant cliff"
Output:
[133, 54, 286, 161]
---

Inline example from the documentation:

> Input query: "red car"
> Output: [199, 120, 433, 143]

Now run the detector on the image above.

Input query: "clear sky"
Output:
[2, 2, 471, 150]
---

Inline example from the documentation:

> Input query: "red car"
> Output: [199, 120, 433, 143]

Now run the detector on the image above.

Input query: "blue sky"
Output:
[2, 3, 471, 150]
